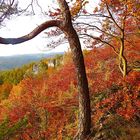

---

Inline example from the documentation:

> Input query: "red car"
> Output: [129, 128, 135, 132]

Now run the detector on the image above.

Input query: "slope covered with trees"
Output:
[0, 0, 139, 139]
[0, 54, 63, 101]
[0, 44, 139, 139]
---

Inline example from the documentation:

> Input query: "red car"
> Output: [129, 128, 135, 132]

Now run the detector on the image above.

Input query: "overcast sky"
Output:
[0, 0, 99, 56]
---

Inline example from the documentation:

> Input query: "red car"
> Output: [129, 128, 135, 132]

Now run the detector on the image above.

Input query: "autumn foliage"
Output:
[0, 38, 139, 139]
[0, 0, 139, 139]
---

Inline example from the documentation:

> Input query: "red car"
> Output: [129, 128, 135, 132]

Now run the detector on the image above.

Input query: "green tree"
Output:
[0, 117, 28, 140]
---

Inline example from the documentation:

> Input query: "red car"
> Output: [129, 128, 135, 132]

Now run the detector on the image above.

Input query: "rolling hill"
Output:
[0, 52, 63, 70]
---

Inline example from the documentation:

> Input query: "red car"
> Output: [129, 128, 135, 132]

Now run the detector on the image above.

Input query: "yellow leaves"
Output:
[10, 84, 22, 97]
[94, 7, 98, 13]
[82, 0, 89, 6]
[70, 0, 89, 17]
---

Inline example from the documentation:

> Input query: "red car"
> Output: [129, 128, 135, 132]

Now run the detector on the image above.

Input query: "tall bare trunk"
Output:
[66, 26, 91, 139]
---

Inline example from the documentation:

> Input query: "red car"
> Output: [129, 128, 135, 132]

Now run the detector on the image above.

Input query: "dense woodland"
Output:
[0, 0, 140, 140]
[0, 46, 139, 139]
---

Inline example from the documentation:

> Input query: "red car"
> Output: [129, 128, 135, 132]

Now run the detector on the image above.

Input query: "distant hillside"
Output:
[0, 52, 63, 70]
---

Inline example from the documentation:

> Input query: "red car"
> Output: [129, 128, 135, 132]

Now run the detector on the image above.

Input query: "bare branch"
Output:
[21, 0, 44, 15]
[35, 0, 43, 13]
[0, 20, 62, 44]
[0, 0, 16, 23]
[79, 13, 111, 19]
[105, 2, 123, 31]
[75, 22, 118, 38]
[80, 33, 118, 54]
[21, 0, 35, 15]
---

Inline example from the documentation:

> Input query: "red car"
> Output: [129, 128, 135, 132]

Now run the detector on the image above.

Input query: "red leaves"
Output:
[101, 0, 121, 6]
[117, 107, 136, 120]
[135, 98, 140, 106]
[0, 39, 139, 139]
[86, 45, 140, 123]
[48, 8, 61, 17]
[82, 9, 88, 14]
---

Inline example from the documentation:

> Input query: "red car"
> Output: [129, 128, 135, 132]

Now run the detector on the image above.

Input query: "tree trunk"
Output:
[66, 26, 91, 139]
[0, 0, 92, 139]
[119, 34, 127, 77]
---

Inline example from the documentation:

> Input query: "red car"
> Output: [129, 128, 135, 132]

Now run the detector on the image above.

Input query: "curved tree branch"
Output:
[0, 20, 62, 44]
